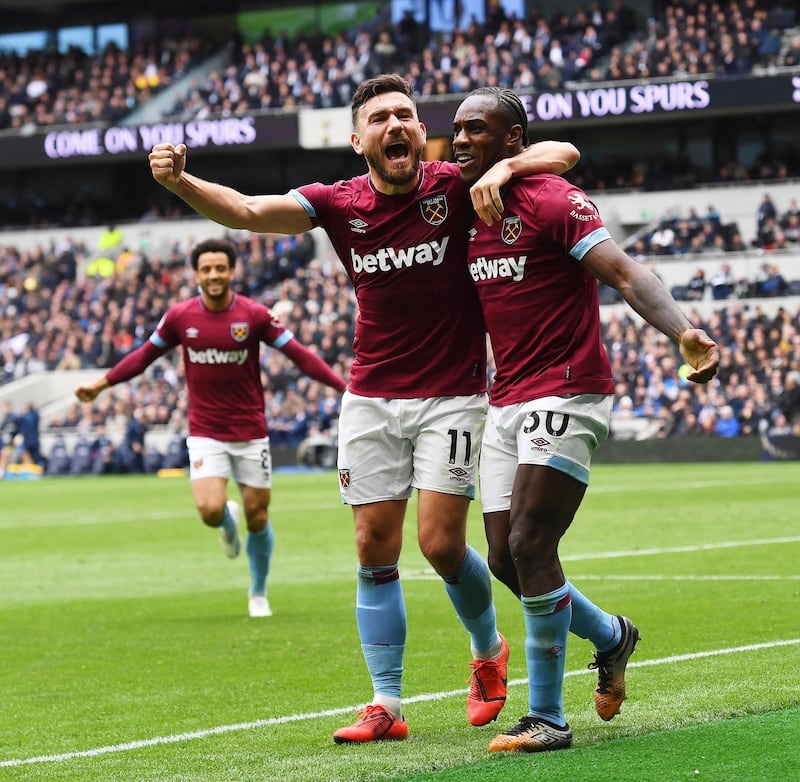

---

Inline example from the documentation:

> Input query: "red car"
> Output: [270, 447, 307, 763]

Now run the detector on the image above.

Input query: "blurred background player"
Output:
[75, 238, 347, 617]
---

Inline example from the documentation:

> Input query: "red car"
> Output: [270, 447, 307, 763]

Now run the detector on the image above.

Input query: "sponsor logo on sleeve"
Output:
[568, 191, 599, 222]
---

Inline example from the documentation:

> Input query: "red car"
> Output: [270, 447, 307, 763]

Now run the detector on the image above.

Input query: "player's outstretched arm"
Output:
[280, 339, 347, 392]
[75, 341, 168, 403]
[470, 140, 580, 225]
[149, 143, 314, 235]
[583, 239, 720, 383]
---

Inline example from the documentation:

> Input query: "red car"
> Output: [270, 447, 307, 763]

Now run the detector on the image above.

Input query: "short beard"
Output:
[364, 146, 422, 187]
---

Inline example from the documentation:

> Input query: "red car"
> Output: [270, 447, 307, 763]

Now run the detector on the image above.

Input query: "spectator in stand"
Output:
[754, 263, 788, 297]
[715, 404, 741, 437]
[686, 269, 707, 301]
[756, 193, 778, 230]
[781, 198, 800, 227]
[0, 433, 34, 478]
[782, 214, 800, 245]
[649, 221, 676, 255]
[705, 204, 722, 230]
[17, 401, 41, 466]
[710, 264, 735, 300]
[755, 215, 780, 250]
[90, 423, 117, 474]
[774, 370, 800, 433]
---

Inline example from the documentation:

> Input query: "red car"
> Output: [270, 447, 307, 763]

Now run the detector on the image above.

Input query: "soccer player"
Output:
[147, 74, 579, 743]
[452, 87, 720, 752]
[74, 238, 347, 618]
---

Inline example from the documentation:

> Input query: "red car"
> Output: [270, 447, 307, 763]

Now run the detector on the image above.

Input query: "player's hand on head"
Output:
[149, 143, 187, 189]
[680, 329, 720, 384]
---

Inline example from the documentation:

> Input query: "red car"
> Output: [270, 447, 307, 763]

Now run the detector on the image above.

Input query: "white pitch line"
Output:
[560, 536, 800, 562]
[566, 575, 800, 581]
[1, 638, 798, 770]
[401, 536, 800, 580]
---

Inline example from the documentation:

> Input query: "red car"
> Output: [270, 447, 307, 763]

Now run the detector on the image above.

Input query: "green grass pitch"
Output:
[1, 462, 799, 781]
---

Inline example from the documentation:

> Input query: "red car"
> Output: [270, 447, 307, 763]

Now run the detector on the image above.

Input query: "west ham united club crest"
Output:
[230, 322, 249, 342]
[420, 195, 448, 225]
[338, 469, 351, 489]
[501, 215, 522, 245]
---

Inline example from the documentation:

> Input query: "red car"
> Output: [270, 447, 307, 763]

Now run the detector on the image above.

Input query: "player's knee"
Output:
[508, 523, 559, 567]
[487, 549, 518, 593]
[245, 509, 269, 533]
[196, 501, 225, 527]
[421, 536, 464, 575]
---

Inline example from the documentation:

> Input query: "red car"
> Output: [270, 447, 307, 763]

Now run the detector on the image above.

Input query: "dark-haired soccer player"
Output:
[75, 238, 347, 618]
[148, 74, 579, 743]
[453, 87, 720, 752]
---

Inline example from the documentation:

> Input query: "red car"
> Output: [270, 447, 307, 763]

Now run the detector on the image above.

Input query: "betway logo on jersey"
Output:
[350, 237, 449, 273]
[185, 346, 248, 365]
[469, 255, 527, 282]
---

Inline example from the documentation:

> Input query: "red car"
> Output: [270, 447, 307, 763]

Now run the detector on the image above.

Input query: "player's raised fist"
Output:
[149, 143, 187, 189]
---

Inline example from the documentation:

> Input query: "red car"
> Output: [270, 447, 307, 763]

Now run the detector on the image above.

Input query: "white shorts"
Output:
[187, 436, 272, 489]
[479, 394, 612, 513]
[336, 391, 488, 505]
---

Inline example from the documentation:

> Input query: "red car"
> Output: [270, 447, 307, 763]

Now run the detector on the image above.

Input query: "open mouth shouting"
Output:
[385, 140, 410, 167]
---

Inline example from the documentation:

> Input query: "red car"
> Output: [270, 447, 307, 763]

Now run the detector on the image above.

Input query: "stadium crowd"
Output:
[634, 195, 800, 260]
[2, 1, 797, 134]
[1, 1, 799, 228]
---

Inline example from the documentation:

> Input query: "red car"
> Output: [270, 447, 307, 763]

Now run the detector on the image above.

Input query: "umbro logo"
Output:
[349, 218, 369, 233]
[530, 437, 551, 448]
[185, 327, 199, 338]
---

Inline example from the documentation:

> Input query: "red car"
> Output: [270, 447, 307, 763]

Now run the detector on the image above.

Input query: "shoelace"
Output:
[356, 705, 393, 730]
[469, 656, 503, 675]
[506, 716, 538, 736]
[589, 653, 613, 690]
